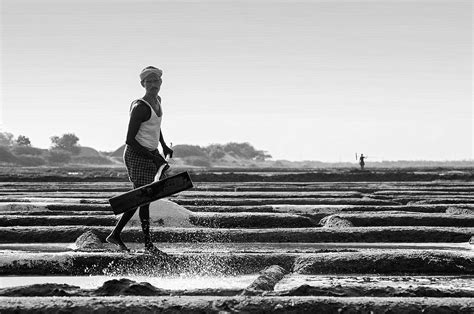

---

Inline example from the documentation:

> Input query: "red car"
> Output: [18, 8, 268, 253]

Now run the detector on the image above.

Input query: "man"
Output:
[106, 66, 173, 253]
[359, 154, 366, 170]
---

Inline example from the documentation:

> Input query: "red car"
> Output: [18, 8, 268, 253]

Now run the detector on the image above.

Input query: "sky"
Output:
[1, 0, 472, 161]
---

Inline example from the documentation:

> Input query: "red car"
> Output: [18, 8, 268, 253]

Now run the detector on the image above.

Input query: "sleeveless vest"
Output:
[130, 99, 162, 150]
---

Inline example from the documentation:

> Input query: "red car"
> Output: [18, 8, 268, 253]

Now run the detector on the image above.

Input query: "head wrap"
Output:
[140, 66, 163, 82]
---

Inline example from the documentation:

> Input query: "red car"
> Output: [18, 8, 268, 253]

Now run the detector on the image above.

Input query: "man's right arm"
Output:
[126, 104, 164, 163]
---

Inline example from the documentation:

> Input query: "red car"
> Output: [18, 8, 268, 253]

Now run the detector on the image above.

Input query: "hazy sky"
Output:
[1, 0, 472, 161]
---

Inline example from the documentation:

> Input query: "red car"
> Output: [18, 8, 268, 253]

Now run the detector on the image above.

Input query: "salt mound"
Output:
[319, 215, 354, 228]
[95, 278, 167, 296]
[129, 199, 194, 227]
[73, 231, 105, 251]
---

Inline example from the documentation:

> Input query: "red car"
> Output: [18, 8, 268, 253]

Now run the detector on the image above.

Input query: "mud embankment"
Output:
[1, 166, 473, 182]
[1, 249, 472, 276]
[2, 225, 472, 243]
[0, 295, 472, 313]
[1, 276, 473, 298]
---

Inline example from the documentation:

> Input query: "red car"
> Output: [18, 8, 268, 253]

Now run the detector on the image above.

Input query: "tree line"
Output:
[0, 132, 85, 165]
[0, 131, 273, 167]
[168, 142, 272, 167]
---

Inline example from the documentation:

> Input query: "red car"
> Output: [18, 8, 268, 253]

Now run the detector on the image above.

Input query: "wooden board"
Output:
[109, 172, 193, 215]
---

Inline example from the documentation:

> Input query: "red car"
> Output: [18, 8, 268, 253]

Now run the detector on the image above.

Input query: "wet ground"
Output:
[0, 241, 471, 253]
[0, 167, 473, 313]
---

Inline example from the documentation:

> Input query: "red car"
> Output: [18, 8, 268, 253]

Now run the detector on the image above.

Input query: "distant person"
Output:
[359, 154, 366, 170]
[107, 66, 173, 253]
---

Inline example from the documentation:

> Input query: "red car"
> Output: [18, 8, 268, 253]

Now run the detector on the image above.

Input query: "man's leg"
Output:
[139, 204, 152, 247]
[106, 208, 137, 251]
[139, 204, 168, 255]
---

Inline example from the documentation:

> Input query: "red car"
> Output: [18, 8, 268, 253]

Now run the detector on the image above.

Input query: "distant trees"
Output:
[173, 142, 271, 161]
[15, 135, 31, 146]
[0, 129, 276, 167]
[46, 133, 80, 164]
[0, 132, 44, 165]
[0, 132, 14, 146]
[221, 142, 271, 160]
[11, 135, 43, 156]
[206, 144, 226, 159]
[0, 131, 117, 166]
[173, 145, 208, 157]
[50, 133, 80, 154]
[172, 142, 272, 166]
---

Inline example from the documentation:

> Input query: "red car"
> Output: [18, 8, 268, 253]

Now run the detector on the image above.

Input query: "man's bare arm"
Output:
[125, 104, 164, 163]
[159, 132, 173, 158]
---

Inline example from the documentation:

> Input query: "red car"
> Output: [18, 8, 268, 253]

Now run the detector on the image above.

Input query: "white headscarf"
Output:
[140, 66, 163, 82]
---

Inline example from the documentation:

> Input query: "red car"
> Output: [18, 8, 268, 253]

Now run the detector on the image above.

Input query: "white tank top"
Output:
[130, 98, 162, 150]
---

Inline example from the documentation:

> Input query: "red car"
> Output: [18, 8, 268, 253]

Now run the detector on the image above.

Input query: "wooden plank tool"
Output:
[109, 171, 193, 215]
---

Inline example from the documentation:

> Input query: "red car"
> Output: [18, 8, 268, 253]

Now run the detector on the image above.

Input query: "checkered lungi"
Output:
[123, 145, 165, 188]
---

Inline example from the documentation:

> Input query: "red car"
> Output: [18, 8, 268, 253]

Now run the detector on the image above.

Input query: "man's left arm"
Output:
[160, 131, 173, 158]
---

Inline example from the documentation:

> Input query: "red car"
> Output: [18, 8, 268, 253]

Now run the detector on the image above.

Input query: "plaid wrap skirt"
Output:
[123, 145, 165, 188]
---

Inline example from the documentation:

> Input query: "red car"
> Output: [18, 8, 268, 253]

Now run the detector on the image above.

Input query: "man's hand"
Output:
[152, 155, 167, 168]
[162, 145, 174, 158]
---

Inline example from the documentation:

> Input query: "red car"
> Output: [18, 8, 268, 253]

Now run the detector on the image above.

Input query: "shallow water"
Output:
[1, 274, 472, 293]
[0, 242, 471, 253]
[0, 274, 258, 290]
[275, 274, 474, 291]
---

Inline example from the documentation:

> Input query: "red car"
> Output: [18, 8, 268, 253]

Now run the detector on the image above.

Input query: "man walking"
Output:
[107, 66, 173, 253]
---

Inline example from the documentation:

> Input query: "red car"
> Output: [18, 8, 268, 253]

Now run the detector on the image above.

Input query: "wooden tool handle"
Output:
[154, 143, 172, 182]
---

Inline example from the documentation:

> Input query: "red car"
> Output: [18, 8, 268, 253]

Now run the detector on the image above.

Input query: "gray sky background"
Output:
[1, 0, 472, 161]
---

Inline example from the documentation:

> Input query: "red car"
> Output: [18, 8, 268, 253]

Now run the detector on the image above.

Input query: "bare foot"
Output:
[106, 234, 129, 252]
